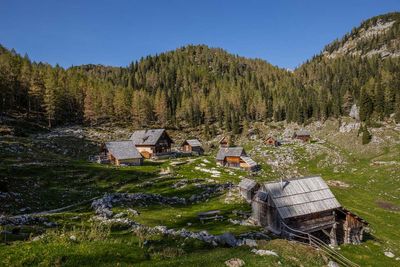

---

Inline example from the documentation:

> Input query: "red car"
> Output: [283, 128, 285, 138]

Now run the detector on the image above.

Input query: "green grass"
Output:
[1, 122, 399, 266]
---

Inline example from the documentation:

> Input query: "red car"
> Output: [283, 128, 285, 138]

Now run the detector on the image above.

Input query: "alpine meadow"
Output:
[1, 8, 400, 267]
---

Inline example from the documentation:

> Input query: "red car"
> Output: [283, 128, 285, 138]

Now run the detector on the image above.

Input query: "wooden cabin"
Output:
[238, 178, 260, 203]
[336, 208, 368, 244]
[218, 136, 230, 148]
[240, 156, 259, 171]
[293, 130, 311, 142]
[181, 139, 204, 155]
[250, 176, 367, 245]
[104, 141, 143, 166]
[265, 136, 281, 147]
[216, 147, 245, 168]
[130, 129, 174, 158]
[216, 147, 258, 171]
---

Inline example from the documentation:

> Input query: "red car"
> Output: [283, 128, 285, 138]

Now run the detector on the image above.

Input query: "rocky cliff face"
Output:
[322, 13, 400, 59]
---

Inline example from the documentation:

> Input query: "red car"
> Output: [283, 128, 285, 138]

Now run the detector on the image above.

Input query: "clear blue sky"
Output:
[1, 0, 399, 69]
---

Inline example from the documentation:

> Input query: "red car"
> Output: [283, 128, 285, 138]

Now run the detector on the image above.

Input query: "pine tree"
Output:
[242, 119, 249, 136]
[362, 126, 372, 145]
[342, 90, 353, 114]
[374, 81, 384, 119]
[359, 88, 373, 122]
[43, 69, 57, 128]
[154, 90, 168, 126]
[394, 93, 400, 123]
[231, 112, 240, 134]
[203, 123, 210, 140]
[84, 86, 96, 125]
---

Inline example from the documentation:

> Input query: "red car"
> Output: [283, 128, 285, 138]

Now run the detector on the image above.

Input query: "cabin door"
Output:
[267, 206, 280, 231]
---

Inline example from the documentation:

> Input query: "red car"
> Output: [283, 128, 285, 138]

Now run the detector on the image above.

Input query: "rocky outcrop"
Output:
[91, 193, 186, 219]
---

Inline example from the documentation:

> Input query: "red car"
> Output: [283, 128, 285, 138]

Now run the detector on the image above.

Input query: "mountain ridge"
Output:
[0, 12, 399, 129]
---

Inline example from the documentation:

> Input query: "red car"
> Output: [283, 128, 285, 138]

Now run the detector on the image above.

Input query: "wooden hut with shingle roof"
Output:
[251, 176, 367, 245]
[130, 129, 173, 158]
[104, 141, 143, 166]
[181, 139, 204, 155]
[216, 147, 258, 171]
[238, 178, 260, 203]
[293, 129, 311, 142]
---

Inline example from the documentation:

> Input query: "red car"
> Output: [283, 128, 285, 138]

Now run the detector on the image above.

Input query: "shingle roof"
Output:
[184, 139, 202, 147]
[264, 176, 341, 219]
[255, 191, 268, 202]
[240, 156, 258, 167]
[130, 129, 171, 145]
[105, 141, 142, 160]
[238, 178, 258, 190]
[216, 147, 245, 161]
[295, 129, 311, 136]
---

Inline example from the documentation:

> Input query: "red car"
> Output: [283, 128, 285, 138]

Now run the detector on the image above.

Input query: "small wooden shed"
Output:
[218, 136, 230, 148]
[181, 139, 204, 155]
[216, 147, 258, 171]
[104, 141, 143, 166]
[265, 136, 281, 147]
[238, 178, 260, 203]
[293, 130, 311, 142]
[239, 156, 259, 171]
[216, 147, 246, 168]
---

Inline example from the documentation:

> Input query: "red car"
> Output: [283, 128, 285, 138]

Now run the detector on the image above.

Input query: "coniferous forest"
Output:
[1, 13, 400, 130]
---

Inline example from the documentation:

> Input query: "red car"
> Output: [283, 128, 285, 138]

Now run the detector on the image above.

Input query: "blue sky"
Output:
[1, 0, 399, 69]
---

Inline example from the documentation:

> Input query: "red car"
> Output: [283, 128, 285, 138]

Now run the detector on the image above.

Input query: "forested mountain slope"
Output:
[295, 12, 400, 123]
[1, 12, 400, 130]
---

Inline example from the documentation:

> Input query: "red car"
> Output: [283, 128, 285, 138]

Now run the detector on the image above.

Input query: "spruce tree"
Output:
[362, 126, 372, 145]
[359, 88, 373, 122]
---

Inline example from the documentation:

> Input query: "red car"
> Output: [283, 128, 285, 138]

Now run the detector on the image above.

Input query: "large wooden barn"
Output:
[130, 129, 174, 158]
[181, 139, 204, 155]
[104, 141, 143, 166]
[216, 147, 258, 171]
[250, 176, 367, 245]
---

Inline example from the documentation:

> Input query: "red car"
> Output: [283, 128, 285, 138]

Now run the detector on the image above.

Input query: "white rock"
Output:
[251, 249, 278, 257]
[225, 258, 245, 267]
[384, 251, 395, 258]
[243, 239, 257, 247]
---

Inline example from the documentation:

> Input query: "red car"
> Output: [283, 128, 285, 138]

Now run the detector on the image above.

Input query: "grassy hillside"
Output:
[1, 118, 399, 266]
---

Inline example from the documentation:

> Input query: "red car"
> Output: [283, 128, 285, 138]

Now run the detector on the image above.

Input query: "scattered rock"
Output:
[339, 121, 360, 133]
[328, 261, 340, 267]
[327, 180, 350, 188]
[251, 249, 278, 257]
[91, 193, 186, 219]
[243, 239, 257, 247]
[127, 208, 140, 216]
[384, 251, 395, 258]
[216, 232, 237, 247]
[225, 258, 245, 267]
[349, 104, 360, 121]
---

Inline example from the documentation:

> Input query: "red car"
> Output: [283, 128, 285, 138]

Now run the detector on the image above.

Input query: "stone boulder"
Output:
[225, 258, 245, 267]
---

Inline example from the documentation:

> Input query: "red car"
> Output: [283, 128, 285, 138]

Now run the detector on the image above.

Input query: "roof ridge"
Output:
[275, 196, 338, 208]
